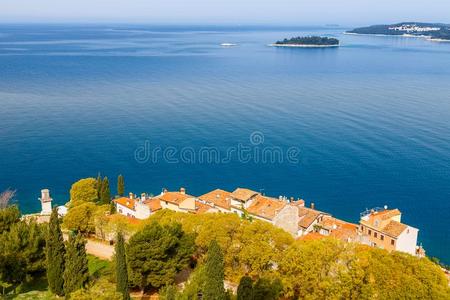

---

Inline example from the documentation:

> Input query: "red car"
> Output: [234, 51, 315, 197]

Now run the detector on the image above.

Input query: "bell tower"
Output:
[39, 189, 53, 215]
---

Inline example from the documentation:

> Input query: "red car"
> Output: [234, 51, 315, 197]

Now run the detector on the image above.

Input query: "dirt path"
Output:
[63, 233, 114, 260]
[85, 239, 114, 260]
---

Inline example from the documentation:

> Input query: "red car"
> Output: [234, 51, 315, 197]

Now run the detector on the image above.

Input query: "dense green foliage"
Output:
[68, 278, 122, 300]
[115, 232, 130, 300]
[252, 277, 283, 300]
[275, 36, 339, 45]
[63, 233, 89, 297]
[126, 222, 195, 291]
[100, 177, 111, 205]
[203, 240, 226, 300]
[0, 217, 46, 292]
[70, 178, 98, 205]
[46, 208, 65, 296]
[145, 210, 449, 299]
[237, 276, 253, 300]
[146, 210, 294, 282]
[117, 175, 125, 196]
[0, 205, 20, 232]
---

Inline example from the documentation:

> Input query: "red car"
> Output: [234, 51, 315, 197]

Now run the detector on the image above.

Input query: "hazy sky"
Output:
[1, 0, 449, 25]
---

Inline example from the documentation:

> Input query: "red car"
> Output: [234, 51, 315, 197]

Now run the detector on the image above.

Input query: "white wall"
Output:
[116, 203, 136, 218]
[396, 226, 418, 255]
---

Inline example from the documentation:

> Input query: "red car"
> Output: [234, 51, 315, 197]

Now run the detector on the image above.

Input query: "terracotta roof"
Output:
[299, 232, 326, 241]
[144, 198, 162, 212]
[382, 220, 408, 238]
[157, 191, 194, 205]
[321, 217, 359, 241]
[290, 199, 305, 207]
[298, 207, 328, 229]
[194, 201, 213, 214]
[199, 189, 232, 210]
[231, 188, 259, 202]
[371, 209, 401, 220]
[114, 197, 136, 210]
[246, 195, 286, 220]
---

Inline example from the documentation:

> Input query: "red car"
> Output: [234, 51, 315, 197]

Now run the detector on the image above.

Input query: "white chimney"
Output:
[180, 187, 186, 194]
[129, 192, 134, 199]
[141, 193, 146, 202]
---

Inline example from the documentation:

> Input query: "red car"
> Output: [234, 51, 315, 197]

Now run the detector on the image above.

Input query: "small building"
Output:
[359, 208, 419, 256]
[296, 204, 330, 237]
[198, 189, 232, 213]
[316, 215, 360, 243]
[246, 194, 300, 236]
[230, 188, 260, 215]
[114, 192, 161, 220]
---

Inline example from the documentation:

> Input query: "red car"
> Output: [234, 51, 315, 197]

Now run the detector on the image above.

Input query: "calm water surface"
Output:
[0, 25, 449, 262]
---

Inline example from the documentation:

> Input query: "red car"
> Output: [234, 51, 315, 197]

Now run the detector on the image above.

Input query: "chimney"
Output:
[279, 196, 283, 201]
[290, 197, 294, 203]
[162, 188, 168, 194]
[311, 202, 315, 210]
[180, 187, 186, 194]
[129, 192, 134, 199]
[141, 193, 146, 202]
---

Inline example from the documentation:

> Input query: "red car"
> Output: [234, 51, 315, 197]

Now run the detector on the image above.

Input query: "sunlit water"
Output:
[0, 24, 449, 262]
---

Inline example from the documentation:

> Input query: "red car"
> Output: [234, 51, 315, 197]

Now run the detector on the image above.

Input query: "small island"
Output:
[347, 22, 450, 42]
[271, 36, 340, 48]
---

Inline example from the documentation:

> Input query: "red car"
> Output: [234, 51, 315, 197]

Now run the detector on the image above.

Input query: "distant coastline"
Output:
[347, 22, 450, 42]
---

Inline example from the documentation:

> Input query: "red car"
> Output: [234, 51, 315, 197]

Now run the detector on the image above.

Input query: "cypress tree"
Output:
[117, 175, 125, 197]
[63, 232, 89, 296]
[203, 240, 226, 300]
[115, 231, 130, 300]
[96, 173, 102, 200]
[100, 177, 111, 205]
[237, 276, 254, 300]
[46, 207, 65, 296]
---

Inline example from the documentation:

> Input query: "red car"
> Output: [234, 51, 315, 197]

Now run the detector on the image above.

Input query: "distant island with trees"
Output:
[271, 36, 340, 48]
[347, 22, 450, 42]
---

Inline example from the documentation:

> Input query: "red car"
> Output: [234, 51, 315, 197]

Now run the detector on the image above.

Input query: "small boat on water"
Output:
[220, 43, 237, 47]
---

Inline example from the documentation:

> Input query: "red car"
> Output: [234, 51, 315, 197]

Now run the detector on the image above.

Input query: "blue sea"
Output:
[0, 24, 449, 263]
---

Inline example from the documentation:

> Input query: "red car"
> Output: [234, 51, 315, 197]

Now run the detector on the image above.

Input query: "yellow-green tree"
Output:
[63, 203, 108, 234]
[70, 178, 98, 206]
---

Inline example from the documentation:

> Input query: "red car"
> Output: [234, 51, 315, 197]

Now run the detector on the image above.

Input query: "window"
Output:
[381, 235, 384, 241]
[391, 239, 395, 246]
[374, 232, 378, 238]
[368, 229, 372, 235]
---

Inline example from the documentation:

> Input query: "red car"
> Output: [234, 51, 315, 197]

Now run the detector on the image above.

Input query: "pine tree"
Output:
[117, 175, 125, 197]
[203, 240, 226, 300]
[96, 173, 102, 200]
[100, 177, 111, 205]
[237, 276, 254, 300]
[115, 231, 130, 300]
[46, 207, 65, 296]
[63, 232, 89, 296]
